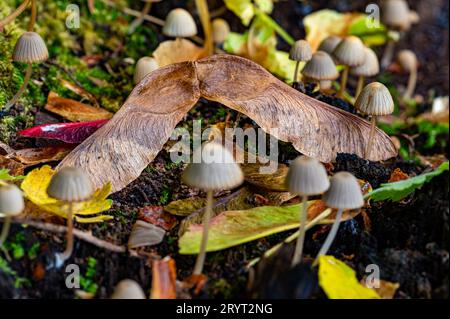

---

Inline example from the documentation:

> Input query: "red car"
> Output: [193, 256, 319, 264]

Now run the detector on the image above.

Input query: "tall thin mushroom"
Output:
[397, 50, 418, 100]
[289, 40, 312, 84]
[351, 47, 380, 98]
[182, 141, 243, 275]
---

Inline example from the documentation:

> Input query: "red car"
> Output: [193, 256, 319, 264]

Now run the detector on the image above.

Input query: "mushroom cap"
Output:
[409, 10, 420, 24]
[350, 47, 380, 77]
[285, 156, 330, 196]
[322, 172, 364, 210]
[13, 32, 49, 63]
[382, 0, 411, 30]
[397, 50, 418, 73]
[182, 141, 244, 191]
[301, 51, 339, 81]
[319, 80, 333, 90]
[47, 167, 94, 202]
[111, 279, 146, 299]
[332, 36, 366, 67]
[162, 8, 197, 38]
[289, 40, 312, 62]
[0, 184, 24, 217]
[355, 82, 394, 116]
[318, 36, 342, 55]
[212, 18, 230, 44]
[134, 57, 159, 84]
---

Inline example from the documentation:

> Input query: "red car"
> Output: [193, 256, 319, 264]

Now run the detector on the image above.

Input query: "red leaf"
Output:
[138, 205, 178, 231]
[18, 119, 108, 144]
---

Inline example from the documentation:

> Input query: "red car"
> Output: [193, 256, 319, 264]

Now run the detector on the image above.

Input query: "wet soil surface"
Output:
[1, 0, 449, 299]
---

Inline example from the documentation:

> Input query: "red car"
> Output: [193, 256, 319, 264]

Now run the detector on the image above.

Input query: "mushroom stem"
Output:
[291, 195, 308, 267]
[59, 202, 74, 262]
[127, 1, 152, 34]
[293, 61, 300, 84]
[193, 190, 214, 275]
[403, 68, 417, 100]
[0, 0, 31, 29]
[4, 63, 33, 111]
[0, 217, 12, 248]
[195, 0, 213, 55]
[365, 115, 377, 159]
[381, 39, 395, 69]
[356, 75, 365, 98]
[314, 208, 343, 264]
[338, 66, 349, 97]
[27, 0, 36, 31]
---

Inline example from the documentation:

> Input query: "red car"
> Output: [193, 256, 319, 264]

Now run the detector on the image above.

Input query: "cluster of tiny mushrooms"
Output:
[0, 0, 420, 297]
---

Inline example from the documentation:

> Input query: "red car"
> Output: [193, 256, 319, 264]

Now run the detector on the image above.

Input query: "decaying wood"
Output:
[59, 55, 397, 193]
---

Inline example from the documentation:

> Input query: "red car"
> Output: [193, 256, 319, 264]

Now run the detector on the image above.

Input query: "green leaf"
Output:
[348, 15, 388, 46]
[0, 169, 24, 181]
[223, 0, 255, 26]
[223, 32, 248, 55]
[318, 255, 380, 299]
[366, 162, 449, 202]
[254, 0, 273, 13]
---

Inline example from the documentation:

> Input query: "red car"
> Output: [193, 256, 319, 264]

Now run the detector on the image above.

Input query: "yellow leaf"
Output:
[318, 255, 381, 299]
[223, 0, 255, 26]
[21, 165, 113, 223]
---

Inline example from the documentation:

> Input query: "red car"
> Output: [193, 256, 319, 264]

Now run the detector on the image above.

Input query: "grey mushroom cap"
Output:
[134, 57, 159, 84]
[111, 279, 146, 299]
[318, 36, 341, 55]
[332, 36, 366, 67]
[289, 40, 312, 62]
[322, 172, 364, 210]
[301, 51, 339, 81]
[355, 82, 394, 116]
[212, 18, 230, 44]
[0, 184, 25, 217]
[381, 0, 411, 30]
[13, 32, 49, 63]
[47, 167, 94, 202]
[350, 47, 380, 77]
[162, 8, 198, 38]
[397, 50, 418, 73]
[182, 141, 244, 191]
[285, 156, 330, 196]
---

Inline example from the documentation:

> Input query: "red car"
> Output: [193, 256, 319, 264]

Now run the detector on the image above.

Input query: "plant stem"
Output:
[365, 116, 377, 159]
[0, 217, 12, 248]
[338, 66, 349, 98]
[3, 63, 32, 111]
[314, 209, 343, 264]
[0, 0, 31, 29]
[193, 190, 214, 275]
[356, 75, 365, 98]
[59, 202, 74, 263]
[254, 9, 294, 45]
[381, 39, 395, 69]
[27, 0, 36, 31]
[195, 0, 214, 55]
[127, 1, 151, 34]
[403, 69, 417, 100]
[291, 195, 308, 267]
[293, 61, 300, 84]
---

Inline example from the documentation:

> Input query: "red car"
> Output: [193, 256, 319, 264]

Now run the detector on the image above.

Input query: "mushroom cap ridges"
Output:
[47, 166, 94, 202]
[182, 142, 244, 191]
[351, 47, 380, 77]
[301, 51, 339, 80]
[289, 40, 313, 62]
[162, 8, 198, 38]
[355, 82, 394, 116]
[318, 36, 342, 55]
[0, 184, 24, 217]
[285, 156, 330, 196]
[13, 32, 49, 63]
[111, 279, 146, 299]
[332, 36, 366, 67]
[322, 172, 364, 210]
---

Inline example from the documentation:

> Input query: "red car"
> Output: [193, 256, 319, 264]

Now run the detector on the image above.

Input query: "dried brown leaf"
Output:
[59, 55, 397, 193]
[152, 38, 207, 67]
[0, 154, 24, 176]
[150, 256, 177, 299]
[7, 145, 74, 165]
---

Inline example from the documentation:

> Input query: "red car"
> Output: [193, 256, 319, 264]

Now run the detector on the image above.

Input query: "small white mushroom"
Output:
[351, 47, 380, 97]
[397, 50, 418, 100]
[301, 51, 339, 91]
[289, 40, 313, 83]
[0, 183, 24, 247]
[134, 57, 159, 84]
[163, 8, 198, 38]
[111, 279, 146, 299]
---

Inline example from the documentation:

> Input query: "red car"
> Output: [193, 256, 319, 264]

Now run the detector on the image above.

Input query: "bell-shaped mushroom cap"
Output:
[355, 82, 394, 116]
[350, 47, 380, 77]
[212, 18, 230, 44]
[332, 36, 366, 67]
[289, 40, 312, 62]
[409, 11, 420, 25]
[285, 156, 330, 196]
[0, 184, 24, 217]
[162, 8, 197, 38]
[47, 167, 94, 202]
[397, 50, 418, 73]
[322, 172, 364, 210]
[381, 0, 411, 30]
[134, 57, 159, 84]
[111, 279, 146, 299]
[13, 32, 49, 63]
[182, 141, 244, 191]
[301, 51, 339, 81]
[318, 36, 341, 55]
